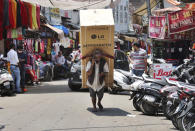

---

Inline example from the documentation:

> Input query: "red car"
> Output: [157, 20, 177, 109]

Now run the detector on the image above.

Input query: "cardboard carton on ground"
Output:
[80, 9, 114, 88]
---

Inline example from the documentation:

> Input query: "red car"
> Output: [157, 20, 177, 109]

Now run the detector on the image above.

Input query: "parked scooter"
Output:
[170, 82, 195, 130]
[0, 55, 15, 96]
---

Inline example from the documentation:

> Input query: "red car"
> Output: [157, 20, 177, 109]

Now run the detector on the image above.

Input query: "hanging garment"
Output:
[16, 0, 22, 27]
[40, 41, 44, 53]
[19, 0, 28, 27]
[47, 39, 52, 55]
[17, 27, 23, 40]
[11, 0, 17, 28]
[7, 29, 12, 38]
[35, 41, 38, 53]
[11, 29, 18, 38]
[8, 0, 14, 29]
[3, 0, 10, 29]
[0, 0, 3, 40]
[36, 5, 40, 28]
[24, 2, 32, 29]
[31, 4, 38, 29]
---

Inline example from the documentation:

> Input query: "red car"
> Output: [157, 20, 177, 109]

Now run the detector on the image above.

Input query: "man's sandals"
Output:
[98, 102, 103, 111]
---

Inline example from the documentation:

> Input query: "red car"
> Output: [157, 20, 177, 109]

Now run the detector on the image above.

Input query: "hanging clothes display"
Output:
[3, 0, 9, 28]
[40, 41, 44, 53]
[11, 0, 17, 28]
[8, 0, 14, 29]
[31, 4, 38, 29]
[36, 5, 40, 28]
[47, 39, 52, 55]
[16, 0, 22, 27]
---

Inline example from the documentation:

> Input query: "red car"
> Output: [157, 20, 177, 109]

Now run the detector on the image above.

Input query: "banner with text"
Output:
[168, 10, 195, 34]
[153, 64, 173, 80]
[149, 16, 166, 39]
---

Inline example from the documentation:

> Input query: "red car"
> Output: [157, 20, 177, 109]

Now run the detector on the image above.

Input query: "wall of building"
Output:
[61, 10, 80, 25]
[113, 0, 130, 33]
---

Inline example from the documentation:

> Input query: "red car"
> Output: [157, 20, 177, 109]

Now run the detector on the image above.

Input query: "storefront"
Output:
[149, 6, 195, 65]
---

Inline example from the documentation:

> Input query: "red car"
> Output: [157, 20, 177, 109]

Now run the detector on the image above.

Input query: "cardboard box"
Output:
[80, 9, 114, 88]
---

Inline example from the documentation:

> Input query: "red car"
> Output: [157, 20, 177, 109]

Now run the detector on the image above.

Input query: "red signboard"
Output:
[168, 10, 195, 34]
[149, 16, 166, 39]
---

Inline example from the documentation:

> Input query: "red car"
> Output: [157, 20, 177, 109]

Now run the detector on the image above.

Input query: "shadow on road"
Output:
[25, 80, 88, 94]
[42, 123, 173, 131]
[87, 107, 130, 116]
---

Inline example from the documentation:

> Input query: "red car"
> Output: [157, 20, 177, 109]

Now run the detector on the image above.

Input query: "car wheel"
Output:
[44, 68, 52, 81]
[68, 78, 81, 91]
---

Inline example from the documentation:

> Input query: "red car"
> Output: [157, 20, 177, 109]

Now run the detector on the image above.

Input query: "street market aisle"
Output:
[0, 80, 175, 131]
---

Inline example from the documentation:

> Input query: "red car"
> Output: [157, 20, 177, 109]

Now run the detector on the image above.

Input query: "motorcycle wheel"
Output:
[187, 117, 195, 131]
[163, 101, 177, 120]
[171, 115, 179, 130]
[44, 67, 52, 81]
[133, 96, 141, 111]
[140, 100, 156, 116]
[178, 114, 193, 131]
[68, 78, 81, 91]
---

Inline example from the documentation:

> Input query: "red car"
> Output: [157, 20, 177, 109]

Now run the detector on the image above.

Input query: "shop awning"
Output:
[53, 25, 69, 35]
[133, 0, 159, 16]
[152, 7, 181, 16]
[22, 0, 111, 10]
[166, 0, 180, 6]
[124, 36, 137, 42]
[44, 24, 64, 39]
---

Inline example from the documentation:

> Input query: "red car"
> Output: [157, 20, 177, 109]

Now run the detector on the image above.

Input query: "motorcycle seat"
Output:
[143, 75, 168, 86]
[183, 90, 195, 97]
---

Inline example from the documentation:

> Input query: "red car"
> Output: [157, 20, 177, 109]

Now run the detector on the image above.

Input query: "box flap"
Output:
[80, 9, 114, 26]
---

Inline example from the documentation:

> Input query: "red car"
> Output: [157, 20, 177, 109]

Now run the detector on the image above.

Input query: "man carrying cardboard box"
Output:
[86, 49, 109, 112]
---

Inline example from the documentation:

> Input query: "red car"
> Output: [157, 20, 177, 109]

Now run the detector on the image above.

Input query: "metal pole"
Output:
[146, 0, 151, 20]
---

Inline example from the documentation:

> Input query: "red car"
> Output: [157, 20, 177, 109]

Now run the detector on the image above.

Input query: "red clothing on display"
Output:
[10, 0, 17, 28]
[24, 2, 32, 29]
[36, 5, 40, 28]
[19, 0, 28, 27]
[8, 0, 14, 29]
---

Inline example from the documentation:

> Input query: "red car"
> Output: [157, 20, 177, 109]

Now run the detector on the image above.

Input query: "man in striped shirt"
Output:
[129, 42, 147, 76]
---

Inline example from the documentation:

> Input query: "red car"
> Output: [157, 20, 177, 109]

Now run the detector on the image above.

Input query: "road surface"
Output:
[0, 80, 176, 131]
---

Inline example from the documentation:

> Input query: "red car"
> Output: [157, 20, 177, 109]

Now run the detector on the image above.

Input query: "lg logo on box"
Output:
[91, 34, 105, 40]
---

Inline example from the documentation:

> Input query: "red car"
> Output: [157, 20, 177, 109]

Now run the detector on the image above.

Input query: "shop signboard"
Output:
[80, 9, 114, 88]
[153, 64, 173, 80]
[149, 16, 166, 39]
[50, 8, 61, 25]
[168, 10, 195, 34]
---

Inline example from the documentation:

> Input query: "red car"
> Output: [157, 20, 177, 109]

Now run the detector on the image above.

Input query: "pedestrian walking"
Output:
[18, 45, 27, 93]
[86, 49, 109, 112]
[129, 42, 148, 76]
[7, 44, 21, 93]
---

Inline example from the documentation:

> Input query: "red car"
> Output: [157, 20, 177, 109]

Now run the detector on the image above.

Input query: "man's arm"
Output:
[15, 52, 19, 65]
[86, 59, 95, 76]
[144, 51, 148, 73]
[129, 53, 134, 64]
[100, 62, 109, 77]
[144, 58, 147, 73]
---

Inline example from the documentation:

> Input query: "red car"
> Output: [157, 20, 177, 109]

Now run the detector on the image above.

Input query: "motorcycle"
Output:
[170, 82, 195, 130]
[0, 55, 15, 96]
